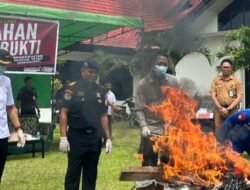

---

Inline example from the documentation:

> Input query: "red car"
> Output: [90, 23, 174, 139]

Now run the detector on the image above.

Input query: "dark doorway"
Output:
[109, 66, 133, 100]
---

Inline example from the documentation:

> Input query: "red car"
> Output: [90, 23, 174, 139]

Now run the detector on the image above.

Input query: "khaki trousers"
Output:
[214, 107, 238, 133]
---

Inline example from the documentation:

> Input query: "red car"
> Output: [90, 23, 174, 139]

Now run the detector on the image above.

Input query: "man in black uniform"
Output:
[16, 76, 40, 117]
[59, 60, 112, 190]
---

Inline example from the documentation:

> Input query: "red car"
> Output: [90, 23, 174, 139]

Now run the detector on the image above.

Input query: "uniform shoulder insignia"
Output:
[68, 81, 77, 86]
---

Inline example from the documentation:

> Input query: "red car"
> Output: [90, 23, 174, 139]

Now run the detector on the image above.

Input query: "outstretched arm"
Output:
[135, 85, 147, 128]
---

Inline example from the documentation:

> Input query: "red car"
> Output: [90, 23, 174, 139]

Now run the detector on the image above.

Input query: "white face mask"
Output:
[155, 65, 168, 74]
[0, 65, 6, 75]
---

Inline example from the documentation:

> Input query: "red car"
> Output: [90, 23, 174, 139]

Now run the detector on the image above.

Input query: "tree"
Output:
[217, 26, 250, 71]
[90, 49, 129, 82]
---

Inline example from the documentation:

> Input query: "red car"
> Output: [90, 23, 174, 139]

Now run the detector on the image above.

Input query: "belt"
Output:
[85, 128, 94, 134]
[69, 127, 96, 135]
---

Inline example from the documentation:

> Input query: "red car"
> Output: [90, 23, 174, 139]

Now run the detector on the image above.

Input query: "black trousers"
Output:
[0, 138, 8, 183]
[139, 136, 158, 167]
[65, 128, 102, 190]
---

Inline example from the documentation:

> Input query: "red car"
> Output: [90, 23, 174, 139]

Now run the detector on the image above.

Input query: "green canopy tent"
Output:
[0, 2, 143, 50]
[0, 2, 143, 108]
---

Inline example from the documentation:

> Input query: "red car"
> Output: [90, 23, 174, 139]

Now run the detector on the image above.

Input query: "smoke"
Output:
[178, 77, 199, 98]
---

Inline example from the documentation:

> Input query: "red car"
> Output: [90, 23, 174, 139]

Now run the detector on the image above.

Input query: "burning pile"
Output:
[148, 86, 250, 188]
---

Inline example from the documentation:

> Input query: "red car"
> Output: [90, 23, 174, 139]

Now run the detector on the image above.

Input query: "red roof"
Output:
[82, 0, 203, 48]
[5, 0, 203, 49]
[81, 27, 141, 49]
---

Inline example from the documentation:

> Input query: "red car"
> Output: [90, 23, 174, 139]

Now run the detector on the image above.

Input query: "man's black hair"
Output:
[220, 59, 233, 67]
[101, 78, 112, 86]
[104, 80, 111, 84]
[24, 76, 32, 82]
[152, 49, 167, 60]
[144, 48, 168, 65]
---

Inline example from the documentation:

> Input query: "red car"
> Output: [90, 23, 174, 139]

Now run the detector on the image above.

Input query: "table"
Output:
[192, 118, 215, 133]
[8, 137, 45, 158]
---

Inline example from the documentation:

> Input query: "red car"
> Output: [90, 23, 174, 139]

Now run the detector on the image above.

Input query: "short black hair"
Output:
[152, 49, 167, 60]
[24, 76, 32, 82]
[143, 48, 168, 65]
[220, 59, 233, 67]
[104, 79, 111, 83]
[101, 79, 112, 86]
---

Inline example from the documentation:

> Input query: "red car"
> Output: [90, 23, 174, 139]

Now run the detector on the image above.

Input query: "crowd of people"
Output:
[0, 47, 249, 190]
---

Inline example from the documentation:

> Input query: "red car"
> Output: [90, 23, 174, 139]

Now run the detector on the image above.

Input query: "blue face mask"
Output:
[0, 65, 6, 75]
[155, 65, 168, 74]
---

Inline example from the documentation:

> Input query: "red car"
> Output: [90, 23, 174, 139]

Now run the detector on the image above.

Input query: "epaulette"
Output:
[68, 81, 77, 86]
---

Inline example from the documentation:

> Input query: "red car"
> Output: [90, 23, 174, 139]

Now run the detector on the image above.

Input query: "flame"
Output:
[134, 154, 144, 162]
[147, 86, 250, 187]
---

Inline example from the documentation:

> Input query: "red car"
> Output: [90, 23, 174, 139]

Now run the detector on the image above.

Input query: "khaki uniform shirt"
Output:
[210, 75, 243, 107]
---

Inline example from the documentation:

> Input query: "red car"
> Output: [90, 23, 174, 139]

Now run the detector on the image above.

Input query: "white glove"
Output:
[59, 137, 70, 153]
[16, 128, 26, 148]
[142, 126, 151, 137]
[105, 139, 112, 156]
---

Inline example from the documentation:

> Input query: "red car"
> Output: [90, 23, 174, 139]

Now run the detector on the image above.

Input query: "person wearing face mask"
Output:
[135, 50, 178, 168]
[210, 59, 243, 133]
[59, 60, 112, 190]
[0, 49, 26, 183]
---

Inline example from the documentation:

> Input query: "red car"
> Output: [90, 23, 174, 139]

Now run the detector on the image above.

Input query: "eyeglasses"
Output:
[221, 66, 231, 69]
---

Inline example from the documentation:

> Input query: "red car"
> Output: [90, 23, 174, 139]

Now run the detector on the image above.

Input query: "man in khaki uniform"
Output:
[210, 59, 243, 132]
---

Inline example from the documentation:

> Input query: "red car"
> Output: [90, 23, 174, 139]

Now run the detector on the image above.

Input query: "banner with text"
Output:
[0, 16, 59, 74]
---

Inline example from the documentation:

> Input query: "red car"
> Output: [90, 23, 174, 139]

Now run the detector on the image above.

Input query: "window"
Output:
[218, 0, 250, 31]
[245, 11, 250, 25]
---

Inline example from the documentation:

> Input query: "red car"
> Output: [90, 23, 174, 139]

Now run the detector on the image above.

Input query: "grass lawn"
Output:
[1, 121, 141, 190]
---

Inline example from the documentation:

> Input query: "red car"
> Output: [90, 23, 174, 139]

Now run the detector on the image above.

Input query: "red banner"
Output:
[0, 16, 59, 74]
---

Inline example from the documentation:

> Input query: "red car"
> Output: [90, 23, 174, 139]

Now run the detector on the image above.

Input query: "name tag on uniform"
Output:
[228, 90, 234, 97]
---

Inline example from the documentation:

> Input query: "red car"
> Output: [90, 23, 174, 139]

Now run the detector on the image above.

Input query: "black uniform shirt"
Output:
[61, 79, 107, 130]
[54, 87, 65, 110]
[16, 86, 37, 113]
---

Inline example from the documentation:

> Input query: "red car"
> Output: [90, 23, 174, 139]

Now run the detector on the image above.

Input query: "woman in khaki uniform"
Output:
[210, 59, 243, 133]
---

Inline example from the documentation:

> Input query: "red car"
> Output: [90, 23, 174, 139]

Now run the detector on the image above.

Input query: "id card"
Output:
[229, 90, 235, 97]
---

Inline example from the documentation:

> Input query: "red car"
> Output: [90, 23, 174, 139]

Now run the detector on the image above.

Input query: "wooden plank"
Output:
[120, 166, 164, 181]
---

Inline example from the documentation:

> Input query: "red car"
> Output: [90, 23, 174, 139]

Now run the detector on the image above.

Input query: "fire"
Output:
[147, 86, 250, 187]
[134, 154, 144, 162]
